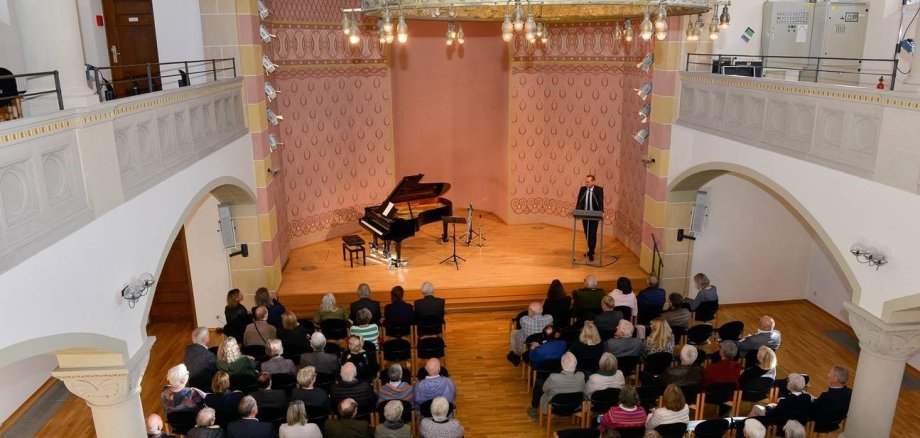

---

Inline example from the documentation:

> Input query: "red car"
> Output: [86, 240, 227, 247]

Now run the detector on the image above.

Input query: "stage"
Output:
[278, 212, 648, 316]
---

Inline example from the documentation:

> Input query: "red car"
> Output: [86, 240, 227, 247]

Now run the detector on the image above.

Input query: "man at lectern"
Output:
[576, 175, 604, 262]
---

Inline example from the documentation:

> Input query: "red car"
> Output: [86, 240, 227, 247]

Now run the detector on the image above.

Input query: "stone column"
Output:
[844, 302, 920, 438]
[12, 0, 98, 113]
[52, 338, 154, 438]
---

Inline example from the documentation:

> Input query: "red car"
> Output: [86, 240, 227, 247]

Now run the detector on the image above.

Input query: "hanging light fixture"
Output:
[382, 9, 394, 33]
[262, 55, 278, 74]
[540, 25, 549, 44]
[524, 13, 537, 40]
[654, 2, 668, 40]
[446, 25, 454, 46]
[502, 15, 514, 42]
[614, 22, 623, 42]
[457, 23, 465, 45]
[377, 19, 387, 44]
[719, 2, 731, 29]
[259, 25, 276, 44]
[349, 20, 361, 45]
[513, 3, 525, 31]
[397, 14, 408, 43]
[708, 11, 720, 40]
[624, 19, 634, 42]
[342, 14, 352, 35]
[639, 8, 654, 41]
[685, 18, 696, 41]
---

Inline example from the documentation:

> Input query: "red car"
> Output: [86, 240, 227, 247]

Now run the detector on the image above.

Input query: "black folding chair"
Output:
[256, 404, 286, 425]
[655, 422, 688, 438]
[694, 418, 731, 438]
[243, 344, 269, 362]
[314, 372, 336, 393]
[584, 388, 620, 427]
[416, 336, 446, 367]
[416, 315, 445, 338]
[686, 324, 715, 346]
[541, 392, 585, 437]
[305, 404, 330, 429]
[382, 338, 412, 363]
[617, 427, 646, 438]
[384, 323, 412, 339]
[643, 352, 674, 376]
[694, 301, 719, 323]
[613, 306, 633, 322]
[738, 377, 775, 415]
[717, 321, 745, 342]
[637, 385, 664, 411]
[229, 373, 258, 393]
[704, 381, 739, 417]
[166, 409, 199, 435]
[271, 373, 297, 395]
[320, 319, 348, 342]
[617, 356, 641, 382]
[637, 304, 662, 325]
[297, 318, 316, 335]
[678, 383, 704, 420]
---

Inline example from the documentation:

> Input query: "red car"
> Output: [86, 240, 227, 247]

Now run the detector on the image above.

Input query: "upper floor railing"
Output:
[0, 70, 64, 121]
[686, 53, 899, 91]
[87, 58, 236, 102]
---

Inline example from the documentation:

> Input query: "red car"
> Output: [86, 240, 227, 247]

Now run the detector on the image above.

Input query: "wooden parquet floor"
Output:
[34, 301, 920, 437]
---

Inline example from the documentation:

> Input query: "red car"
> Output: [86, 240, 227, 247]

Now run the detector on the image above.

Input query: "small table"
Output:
[342, 235, 366, 268]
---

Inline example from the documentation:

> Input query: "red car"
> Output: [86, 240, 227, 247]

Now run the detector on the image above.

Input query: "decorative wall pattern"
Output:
[269, 0, 359, 24]
[511, 22, 652, 61]
[267, 23, 386, 64]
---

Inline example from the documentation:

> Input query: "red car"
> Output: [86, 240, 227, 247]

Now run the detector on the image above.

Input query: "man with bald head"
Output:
[507, 301, 553, 366]
[145, 413, 176, 438]
[414, 358, 456, 410]
[330, 362, 375, 408]
[572, 275, 605, 320]
[242, 305, 276, 348]
[325, 398, 373, 438]
[738, 315, 782, 356]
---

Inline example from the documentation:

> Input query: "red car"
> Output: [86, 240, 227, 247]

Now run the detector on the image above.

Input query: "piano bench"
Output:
[341, 235, 366, 268]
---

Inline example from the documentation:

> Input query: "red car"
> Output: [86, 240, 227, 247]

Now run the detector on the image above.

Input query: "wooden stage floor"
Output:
[279, 212, 648, 315]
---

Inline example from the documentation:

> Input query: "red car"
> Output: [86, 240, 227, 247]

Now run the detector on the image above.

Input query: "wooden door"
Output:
[101, 0, 161, 98]
[150, 228, 197, 325]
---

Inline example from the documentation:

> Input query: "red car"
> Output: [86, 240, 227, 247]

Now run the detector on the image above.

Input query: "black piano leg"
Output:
[442, 221, 449, 243]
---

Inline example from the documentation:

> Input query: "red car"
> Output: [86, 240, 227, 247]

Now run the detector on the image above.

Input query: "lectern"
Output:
[571, 209, 617, 267]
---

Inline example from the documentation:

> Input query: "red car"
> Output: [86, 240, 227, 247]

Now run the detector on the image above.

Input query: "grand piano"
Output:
[359, 174, 452, 265]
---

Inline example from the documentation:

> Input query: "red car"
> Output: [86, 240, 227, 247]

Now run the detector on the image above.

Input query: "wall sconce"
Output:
[262, 55, 278, 74]
[264, 82, 279, 101]
[259, 25, 276, 44]
[719, 1, 732, 29]
[636, 82, 653, 100]
[267, 109, 283, 125]
[122, 273, 155, 308]
[641, 157, 656, 168]
[268, 133, 283, 152]
[267, 167, 282, 176]
[632, 127, 649, 145]
[850, 243, 888, 269]
[257, 0, 270, 20]
[638, 53, 654, 72]
[639, 103, 652, 122]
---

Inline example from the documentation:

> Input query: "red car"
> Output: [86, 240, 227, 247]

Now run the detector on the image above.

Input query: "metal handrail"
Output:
[0, 70, 64, 111]
[87, 58, 237, 102]
[651, 233, 663, 279]
[685, 52, 899, 91]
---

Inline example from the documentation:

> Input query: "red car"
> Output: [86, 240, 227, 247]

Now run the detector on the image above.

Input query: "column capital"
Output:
[52, 337, 154, 407]
[845, 302, 920, 361]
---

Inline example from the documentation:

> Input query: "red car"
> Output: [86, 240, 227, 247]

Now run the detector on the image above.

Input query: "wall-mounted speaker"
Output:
[689, 190, 709, 235]
[217, 204, 237, 249]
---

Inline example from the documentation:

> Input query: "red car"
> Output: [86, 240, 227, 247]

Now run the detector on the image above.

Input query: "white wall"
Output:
[152, 0, 205, 88]
[185, 195, 232, 328]
[0, 355, 57, 425]
[688, 174, 815, 304]
[712, 0, 765, 56]
[0, 0, 25, 75]
[76, 0, 110, 80]
[806, 242, 853, 322]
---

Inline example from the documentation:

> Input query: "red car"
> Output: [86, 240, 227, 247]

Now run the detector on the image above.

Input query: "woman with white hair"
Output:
[375, 400, 412, 438]
[279, 400, 322, 438]
[160, 363, 206, 413]
[585, 353, 625, 397]
[783, 420, 807, 438]
[658, 345, 703, 387]
[749, 373, 812, 427]
[378, 364, 414, 404]
[420, 396, 464, 438]
[187, 407, 223, 438]
[314, 292, 347, 323]
[260, 338, 297, 375]
[215, 337, 258, 377]
[536, 352, 586, 415]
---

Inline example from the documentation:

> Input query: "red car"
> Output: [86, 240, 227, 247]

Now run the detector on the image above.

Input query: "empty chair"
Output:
[717, 321, 745, 342]
[686, 324, 714, 346]
[694, 301, 719, 323]
[243, 344, 268, 362]
[693, 418, 731, 438]
[584, 387, 620, 427]
[643, 352, 674, 377]
[166, 409, 199, 435]
[540, 392, 585, 438]
[320, 319, 348, 342]
[415, 315, 445, 338]
[617, 427, 646, 438]
[617, 356, 641, 381]
[655, 422, 688, 438]
[671, 325, 688, 345]
[229, 373, 258, 393]
[704, 382, 739, 417]
[678, 384, 705, 420]
[271, 373, 297, 395]
[416, 336, 446, 366]
[737, 377, 775, 416]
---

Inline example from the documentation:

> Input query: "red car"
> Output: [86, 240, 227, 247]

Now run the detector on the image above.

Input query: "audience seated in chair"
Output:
[216, 337, 258, 377]
[749, 373, 811, 428]
[660, 293, 691, 331]
[325, 398, 374, 438]
[350, 308, 380, 348]
[187, 407, 224, 438]
[290, 366, 329, 409]
[376, 400, 412, 438]
[300, 332, 340, 375]
[809, 365, 852, 427]
[740, 346, 778, 389]
[686, 273, 718, 311]
[420, 396, 464, 438]
[249, 372, 288, 411]
[594, 295, 625, 334]
[223, 289, 252, 339]
[783, 420, 807, 438]
[529, 352, 585, 419]
[204, 372, 244, 428]
[637, 275, 667, 316]
[508, 301, 554, 365]
[608, 277, 638, 318]
[185, 327, 217, 387]
[643, 319, 675, 358]
[570, 321, 605, 373]
[279, 400, 322, 438]
[146, 413, 177, 438]
[331, 362, 376, 409]
[657, 345, 703, 388]
[738, 315, 782, 357]
[260, 339, 297, 375]
[160, 364, 206, 413]
[703, 341, 741, 388]
[573, 275, 606, 320]
[604, 319, 643, 358]
[350, 283, 382, 324]
[543, 279, 573, 329]
[586, 352, 626, 397]
[743, 418, 766, 438]
[227, 395, 274, 438]
[598, 384, 646, 432]
[243, 306, 277, 348]
[314, 293, 348, 324]
[526, 325, 567, 366]
[645, 384, 689, 430]
[384, 286, 414, 329]
[379, 363, 414, 404]
[277, 311, 310, 353]
[342, 334, 378, 381]
[252, 287, 286, 329]
[415, 358, 457, 410]
[414, 281, 446, 322]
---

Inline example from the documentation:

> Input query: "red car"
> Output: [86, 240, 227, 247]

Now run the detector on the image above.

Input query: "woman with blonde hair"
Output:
[314, 292, 347, 323]
[585, 352, 625, 396]
[645, 384, 690, 429]
[279, 400, 322, 438]
[569, 321, 605, 373]
[216, 337, 258, 377]
[341, 334, 378, 381]
[740, 346, 778, 388]
[643, 318, 675, 357]
[277, 310, 309, 352]
[203, 371, 244, 426]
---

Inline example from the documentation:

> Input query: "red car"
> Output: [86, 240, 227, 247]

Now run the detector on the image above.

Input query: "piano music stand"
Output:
[441, 216, 468, 270]
[571, 209, 619, 267]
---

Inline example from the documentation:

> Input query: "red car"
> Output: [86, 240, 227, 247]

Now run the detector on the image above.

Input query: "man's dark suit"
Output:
[575, 185, 604, 258]
[226, 418, 273, 438]
[349, 297, 381, 324]
[184, 343, 217, 383]
[299, 351, 341, 375]
[738, 330, 782, 356]
[414, 295, 445, 322]
[249, 389, 287, 411]
[810, 386, 852, 421]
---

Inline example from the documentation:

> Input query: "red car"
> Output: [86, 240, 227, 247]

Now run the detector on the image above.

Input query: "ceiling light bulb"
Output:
[525, 13, 536, 34]
[719, 5, 731, 29]
[502, 15, 514, 42]
[709, 16, 720, 40]
[349, 21, 361, 44]
[640, 12, 653, 41]
[536, 22, 544, 38]
[457, 24, 465, 44]
[685, 19, 696, 41]
[379, 28, 387, 44]
[449, 23, 457, 39]
[382, 10, 393, 33]
[614, 23, 623, 41]
[655, 3, 668, 31]
[446, 30, 453, 46]
[397, 15, 408, 43]
[624, 19, 634, 42]
[342, 16, 351, 35]
[385, 33, 395, 44]
[541, 27, 549, 44]
[513, 5, 525, 31]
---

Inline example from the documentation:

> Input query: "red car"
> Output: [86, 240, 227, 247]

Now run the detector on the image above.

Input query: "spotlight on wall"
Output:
[259, 25, 276, 43]
[257, 0, 270, 20]
[264, 82, 279, 101]
[121, 272, 155, 308]
[268, 133, 283, 152]
[267, 108, 283, 126]
[262, 55, 278, 74]
[638, 103, 652, 122]
[632, 127, 650, 144]
[636, 82, 653, 100]
[641, 157, 657, 168]
[267, 167, 282, 176]
[638, 53, 654, 72]
[850, 243, 888, 269]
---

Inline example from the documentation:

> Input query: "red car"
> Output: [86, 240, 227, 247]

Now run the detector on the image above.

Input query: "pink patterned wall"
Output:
[508, 23, 651, 253]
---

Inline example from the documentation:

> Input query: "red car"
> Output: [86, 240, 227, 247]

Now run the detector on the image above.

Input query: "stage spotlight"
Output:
[267, 108, 283, 126]
[259, 25, 276, 43]
[268, 133, 283, 152]
[262, 55, 278, 74]
[257, 0, 270, 20]
[639, 103, 652, 122]
[637, 82, 653, 100]
[638, 53, 654, 72]
[633, 127, 650, 145]
[264, 82, 279, 101]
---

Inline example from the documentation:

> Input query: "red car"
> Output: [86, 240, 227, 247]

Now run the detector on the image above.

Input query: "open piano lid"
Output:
[381, 174, 451, 206]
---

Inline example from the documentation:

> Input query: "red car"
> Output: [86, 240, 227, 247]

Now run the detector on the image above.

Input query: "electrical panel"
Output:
[762, 2, 814, 74]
